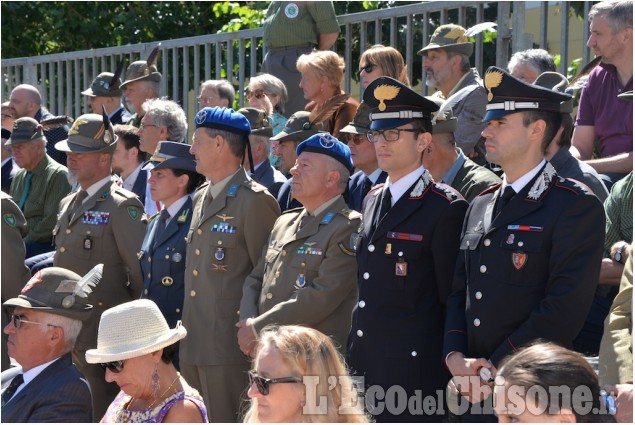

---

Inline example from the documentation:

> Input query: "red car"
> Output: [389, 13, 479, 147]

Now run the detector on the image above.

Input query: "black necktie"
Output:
[363, 177, 373, 198]
[1, 373, 24, 406]
[495, 186, 516, 217]
[158, 209, 170, 233]
[374, 187, 392, 229]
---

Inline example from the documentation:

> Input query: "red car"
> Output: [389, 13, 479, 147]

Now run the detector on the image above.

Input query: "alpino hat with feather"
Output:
[3, 265, 103, 321]
[120, 44, 162, 89]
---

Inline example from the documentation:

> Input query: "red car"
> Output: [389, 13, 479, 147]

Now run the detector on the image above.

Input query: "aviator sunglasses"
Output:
[248, 370, 302, 395]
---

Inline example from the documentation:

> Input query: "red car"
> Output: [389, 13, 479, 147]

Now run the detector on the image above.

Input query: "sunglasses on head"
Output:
[341, 133, 366, 146]
[248, 370, 302, 395]
[246, 89, 267, 100]
[359, 63, 376, 75]
[100, 360, 125, 373]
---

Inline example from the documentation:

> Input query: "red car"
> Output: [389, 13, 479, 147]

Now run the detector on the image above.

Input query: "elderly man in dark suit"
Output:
[1, 266, 102, 422]
[443, 68, 605, 420]
[238, 107, 287, 198]
[346, 77, 468, 422]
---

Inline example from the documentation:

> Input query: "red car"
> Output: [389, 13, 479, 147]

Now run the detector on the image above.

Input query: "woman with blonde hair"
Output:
[359, 44, 410, 88]
[296, 50, 359, 138]
[243, 325, 369, 423]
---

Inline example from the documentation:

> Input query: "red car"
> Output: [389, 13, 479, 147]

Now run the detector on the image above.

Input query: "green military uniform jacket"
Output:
[450, 156, 501, 203]
[182, 168, 280, 365]
[240, 196, 361, 351]
[1, 193, 31, 371]
[53, 179, 146, 350]
[10, 154, 70, 244]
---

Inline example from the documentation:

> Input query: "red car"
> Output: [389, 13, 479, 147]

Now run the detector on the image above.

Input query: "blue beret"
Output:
[142, 141, 197, 172]
[194, 107, 251, 136]
[483, 66, 572, 122]
[296, 133, 353, 172]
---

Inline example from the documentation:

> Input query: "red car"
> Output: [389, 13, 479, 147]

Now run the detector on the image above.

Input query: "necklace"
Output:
[128, 372, 181, 412]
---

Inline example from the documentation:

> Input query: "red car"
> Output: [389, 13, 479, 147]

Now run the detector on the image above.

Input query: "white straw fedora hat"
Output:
[85, 299, 187, 363]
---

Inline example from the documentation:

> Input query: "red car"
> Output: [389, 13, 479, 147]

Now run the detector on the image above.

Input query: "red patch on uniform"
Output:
[512, 253, 527, 270]
[21, 271, 44, 294]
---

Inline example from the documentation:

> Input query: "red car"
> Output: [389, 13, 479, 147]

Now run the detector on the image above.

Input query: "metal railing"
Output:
[1, 1, 591, 121]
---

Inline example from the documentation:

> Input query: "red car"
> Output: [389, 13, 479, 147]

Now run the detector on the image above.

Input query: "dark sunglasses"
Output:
[341, 133, 366, 146]
[359, 63, 376, 75]
[246, 89, 267, 100]
[100, 360, 125, 373]
[248, 370, 302, 395]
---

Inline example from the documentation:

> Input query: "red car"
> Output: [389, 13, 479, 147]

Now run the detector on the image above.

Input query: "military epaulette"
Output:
[555, 177, 593, 196]
[112, 187, 136, 198]
[477, 182, 502, 196]
[245, 179, 268, 192]
[368, 183, 384, 194]
[432, 182, 463, 202]
[192, 182, 210, 203]
[282, 207, 305, 215]
[338, 207, 362, 220]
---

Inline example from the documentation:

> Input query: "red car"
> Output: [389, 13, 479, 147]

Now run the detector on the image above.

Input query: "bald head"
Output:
[9, 84, 42, 119]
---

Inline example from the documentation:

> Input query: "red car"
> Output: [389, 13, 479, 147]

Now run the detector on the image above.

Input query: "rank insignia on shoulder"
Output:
[3, 213, 16, 227]
[97, 191, 110, 201]
[339, 241, 356, 257]
[321, 212, 334, 225]
[177, 209, 190, 223]
[227, 184, 239, 197]
[127, 206, 139, 220]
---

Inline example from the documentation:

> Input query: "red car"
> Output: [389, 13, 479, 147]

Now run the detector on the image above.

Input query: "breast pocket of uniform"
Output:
[460, 232, 482, 275]
[264, 246, 281, 276]
[499, 231, 544, 286]
[210, 232, 237, 272]
[290, 249, 322, 290]
[79, 225, 105, 259]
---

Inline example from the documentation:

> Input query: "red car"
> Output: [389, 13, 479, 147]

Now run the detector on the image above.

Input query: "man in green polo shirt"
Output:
[262, 1, 340, 116]
[6, 117, 70, 258]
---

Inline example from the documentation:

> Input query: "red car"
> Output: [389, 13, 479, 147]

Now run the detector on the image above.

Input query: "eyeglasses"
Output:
[359, 63, 377, 75]
[341, 133, 366, 146]
[10, 313, 58, 329]
[248, 370, 302, 395]
[245, 89, 267, 100]
[100, 360, 125, 373]
[367, 128, 419, 143]
[197, 95, 219, 104]
[139, 123, 157, 130]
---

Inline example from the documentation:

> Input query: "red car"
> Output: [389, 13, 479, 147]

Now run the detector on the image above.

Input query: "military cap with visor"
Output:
[363, 76, 439, 130]
[482, 66, 572, 122]
[3, 265, 103, 321]
[270, 111, 323, 143]
[143, 141, 197, 173]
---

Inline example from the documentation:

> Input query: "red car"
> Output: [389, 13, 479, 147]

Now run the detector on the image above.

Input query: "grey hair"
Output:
[200, 79, 236, 105]
[508, 49, 556, 76]
[202, 128, 246, 159]
[139, 80, 161, 98]
[249, 74, 288, 115]
[325, 156, 350, 193]
[46, 314, 83, 351]
[142, 98, 188, 143]
[589, 1, 633, 33]
[250, 134, 272, 157]
[446, 52, 471, 73]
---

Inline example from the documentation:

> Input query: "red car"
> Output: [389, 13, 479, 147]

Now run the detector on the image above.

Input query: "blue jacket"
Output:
[139, 197, 192, 327]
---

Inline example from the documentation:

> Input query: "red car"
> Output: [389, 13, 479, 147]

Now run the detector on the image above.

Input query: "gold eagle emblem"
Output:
[373, 85, 400, 112]
[68, 118, 89, 135]
[484, 70, 504, 101]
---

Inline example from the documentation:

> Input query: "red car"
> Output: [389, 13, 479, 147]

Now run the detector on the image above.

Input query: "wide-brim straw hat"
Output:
[85, 299, 187, 363]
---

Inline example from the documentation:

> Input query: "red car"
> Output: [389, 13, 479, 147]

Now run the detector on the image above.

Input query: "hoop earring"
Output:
[152, 363, 160, 399]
